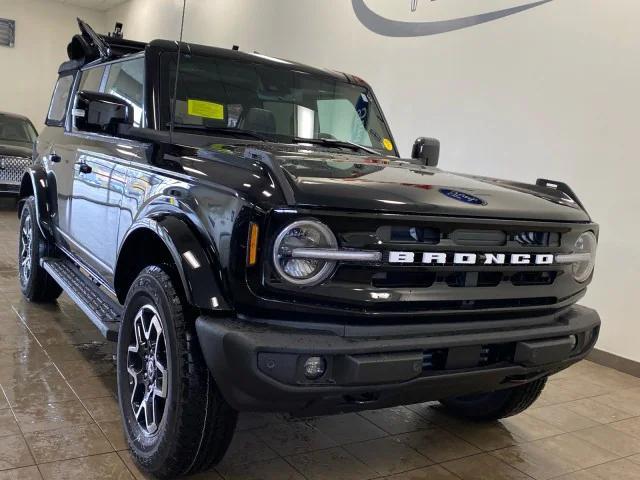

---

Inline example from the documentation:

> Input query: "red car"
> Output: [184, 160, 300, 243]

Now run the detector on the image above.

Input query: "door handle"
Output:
[50, 154, 61, 163]
[78, 163, 92, 174]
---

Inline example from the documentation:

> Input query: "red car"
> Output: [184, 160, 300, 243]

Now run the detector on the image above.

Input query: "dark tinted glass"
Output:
[79, 66, 106, 92]
[47, 75, 74, 124]
[104, 58, 145, 127]
[163, 53, 396, 154]
[0, 115, 37, 144]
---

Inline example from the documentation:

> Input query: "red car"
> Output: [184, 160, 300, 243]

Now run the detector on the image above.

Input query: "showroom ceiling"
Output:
[50, 0, 128, 11]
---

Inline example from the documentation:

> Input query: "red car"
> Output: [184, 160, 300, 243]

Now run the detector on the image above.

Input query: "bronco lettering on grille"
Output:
[388, 252, 555, 265]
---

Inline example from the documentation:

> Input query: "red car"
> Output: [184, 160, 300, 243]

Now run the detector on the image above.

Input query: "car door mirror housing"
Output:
[412, 137, 440, 167]
[74, 90, 134, 135]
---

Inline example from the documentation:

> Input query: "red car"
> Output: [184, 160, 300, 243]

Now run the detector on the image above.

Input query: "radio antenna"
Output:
[170, 0, 187, 142]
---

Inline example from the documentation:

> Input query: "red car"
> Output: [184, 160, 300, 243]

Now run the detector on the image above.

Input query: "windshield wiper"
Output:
[292, 137, 380, 155]
[169, 123, 269, 142]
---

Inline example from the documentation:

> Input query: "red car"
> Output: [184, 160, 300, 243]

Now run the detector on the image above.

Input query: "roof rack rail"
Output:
[102, 35, 147, 58]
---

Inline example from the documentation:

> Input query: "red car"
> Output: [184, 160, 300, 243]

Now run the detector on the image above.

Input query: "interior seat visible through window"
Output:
[240, 108, 276, 134]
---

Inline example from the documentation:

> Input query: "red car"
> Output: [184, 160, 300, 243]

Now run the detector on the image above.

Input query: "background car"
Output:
[0, 112, 37, 196]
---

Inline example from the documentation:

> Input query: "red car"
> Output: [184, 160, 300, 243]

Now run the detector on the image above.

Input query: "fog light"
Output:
[303, 356, 326, 380]
[569, 334, 579, 351]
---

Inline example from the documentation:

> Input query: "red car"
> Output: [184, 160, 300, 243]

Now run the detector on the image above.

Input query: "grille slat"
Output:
[337, 267, 561, 289]
[372, 226, 560, 247]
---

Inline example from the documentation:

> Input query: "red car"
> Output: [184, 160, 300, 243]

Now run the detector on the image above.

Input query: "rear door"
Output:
[40, 72, 77, 242]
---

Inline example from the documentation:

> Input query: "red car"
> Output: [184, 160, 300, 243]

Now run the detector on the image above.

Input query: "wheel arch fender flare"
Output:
[18, 168, 52, 238]
[114, 214, 231, 311]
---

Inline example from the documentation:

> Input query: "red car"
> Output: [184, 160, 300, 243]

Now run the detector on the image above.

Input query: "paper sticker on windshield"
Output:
[187, 100, 224, 120]
[382, 138, 394, 151]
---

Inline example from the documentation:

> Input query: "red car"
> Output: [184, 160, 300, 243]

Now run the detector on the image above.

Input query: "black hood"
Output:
[261, 146, 589, 222]
[0, 143, 32, 158]
[191, 142, 590, 222]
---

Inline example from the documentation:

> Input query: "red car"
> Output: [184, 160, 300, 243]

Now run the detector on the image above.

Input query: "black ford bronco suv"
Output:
[18, 20, 600, 479]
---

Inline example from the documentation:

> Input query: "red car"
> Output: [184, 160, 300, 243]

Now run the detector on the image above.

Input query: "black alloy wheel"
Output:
[118, 265, 237, 479]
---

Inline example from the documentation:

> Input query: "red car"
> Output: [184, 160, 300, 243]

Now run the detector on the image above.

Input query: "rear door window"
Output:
[79, 66, 106, 92]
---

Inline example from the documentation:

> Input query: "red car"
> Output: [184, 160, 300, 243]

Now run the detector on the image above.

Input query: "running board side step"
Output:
[41, 258, 121, 341]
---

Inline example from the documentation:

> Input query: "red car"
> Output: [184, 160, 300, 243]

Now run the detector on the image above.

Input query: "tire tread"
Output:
[440, 377, 547, 421]
[122, 266, 236, 479]
[19, 197, 62, 303]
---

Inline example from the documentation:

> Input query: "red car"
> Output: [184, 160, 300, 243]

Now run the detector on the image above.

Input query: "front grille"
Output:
[337, 267, 560, 289]
[375, 226, 561, 247]
[262, 209, 596, 318]
[0, 156, 31, 185]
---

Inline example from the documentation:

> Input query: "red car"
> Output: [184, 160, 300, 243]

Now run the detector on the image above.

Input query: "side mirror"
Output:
[74, 90, 134, 135]
[412, 137, 440, 167]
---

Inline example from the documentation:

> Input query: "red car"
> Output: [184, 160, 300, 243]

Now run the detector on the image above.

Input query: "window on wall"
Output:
[104, 58, 145, 127]
[46, 75, 74, 125]
[0, 18, 15, 48]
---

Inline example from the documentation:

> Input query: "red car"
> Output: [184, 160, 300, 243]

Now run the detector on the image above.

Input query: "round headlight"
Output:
[572, 231, 597, 283]
[273, 220, 338, 286]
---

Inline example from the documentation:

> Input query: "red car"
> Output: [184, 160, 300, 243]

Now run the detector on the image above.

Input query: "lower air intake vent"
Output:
[423, 343, 517, 372]
[445, 272, 503, 288]
[511, 271, 558, 286]
[372, 271, 436, 288]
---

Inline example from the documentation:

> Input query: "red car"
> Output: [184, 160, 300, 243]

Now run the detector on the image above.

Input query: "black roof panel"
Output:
[149, 39, 349, 82]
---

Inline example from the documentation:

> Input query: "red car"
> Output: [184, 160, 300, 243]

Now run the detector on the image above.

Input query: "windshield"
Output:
[0, 115, 37, 146]
[163, 53, 397, 155]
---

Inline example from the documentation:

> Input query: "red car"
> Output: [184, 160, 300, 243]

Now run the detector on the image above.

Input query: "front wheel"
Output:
[18, 197, 62, 302]
[439, 377, 547, 421]
[117, 265, 237, 479]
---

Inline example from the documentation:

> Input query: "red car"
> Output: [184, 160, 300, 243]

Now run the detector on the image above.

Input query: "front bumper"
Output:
[0, 183, 19, 196]
[196, 305, 600, 416]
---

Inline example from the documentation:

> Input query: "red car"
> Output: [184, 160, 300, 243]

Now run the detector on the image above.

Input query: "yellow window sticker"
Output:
[382, 138, 394, 151]
[187, 100, 225, 120]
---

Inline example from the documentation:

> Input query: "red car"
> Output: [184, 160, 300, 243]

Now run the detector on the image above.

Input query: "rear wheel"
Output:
[439, 377, 547, 420]
[18, 197, 62, 302]
[117, 265, 237, 479]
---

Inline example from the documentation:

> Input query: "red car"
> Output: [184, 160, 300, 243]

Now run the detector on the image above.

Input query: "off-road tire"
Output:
[439, 377, 547, 421]
[117, 265, 237, 479]
[18, 197, 62, 302]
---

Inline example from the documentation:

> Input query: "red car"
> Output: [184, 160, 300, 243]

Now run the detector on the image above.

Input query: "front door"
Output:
[67, 145, 128, 280]
[65, 57, 146, 282]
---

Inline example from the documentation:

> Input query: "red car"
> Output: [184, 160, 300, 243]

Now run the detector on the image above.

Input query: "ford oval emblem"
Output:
[440, 189, 487, 206]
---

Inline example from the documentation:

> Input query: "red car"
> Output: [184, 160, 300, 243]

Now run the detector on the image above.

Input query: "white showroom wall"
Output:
[108, 0, 639, 362]
[0, 0, 105, 130]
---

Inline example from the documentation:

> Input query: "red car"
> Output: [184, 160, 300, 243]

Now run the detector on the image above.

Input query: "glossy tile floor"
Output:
[1, 199, 640, 480]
